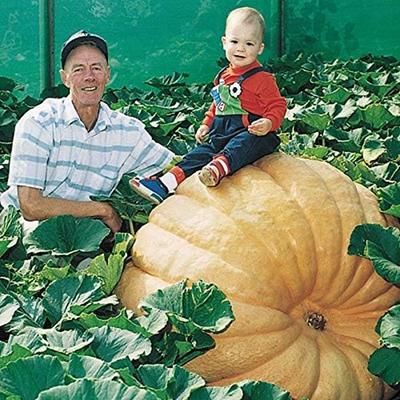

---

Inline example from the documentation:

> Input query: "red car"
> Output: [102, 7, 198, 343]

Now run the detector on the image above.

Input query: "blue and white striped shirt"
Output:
[0, 96, 174, 208]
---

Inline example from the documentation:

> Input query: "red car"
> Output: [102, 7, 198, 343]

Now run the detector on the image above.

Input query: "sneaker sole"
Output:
[129, 179, 163, 205]
[198, 168, 219, 187]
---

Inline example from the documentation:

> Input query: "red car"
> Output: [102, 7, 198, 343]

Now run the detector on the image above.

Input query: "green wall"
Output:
[283, 0, 400, 59]
[0, 1, 399, 97]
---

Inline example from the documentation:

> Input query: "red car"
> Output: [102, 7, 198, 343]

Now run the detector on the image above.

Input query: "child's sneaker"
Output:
[129, 177, 169, 204]
[198, 164, 221, 187]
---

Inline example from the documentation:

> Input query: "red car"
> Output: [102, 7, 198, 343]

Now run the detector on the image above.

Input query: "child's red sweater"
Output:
[203, 60, 287, 131]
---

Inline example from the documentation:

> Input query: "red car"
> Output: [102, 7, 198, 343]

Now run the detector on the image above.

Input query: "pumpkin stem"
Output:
[305, 312, 326, 331]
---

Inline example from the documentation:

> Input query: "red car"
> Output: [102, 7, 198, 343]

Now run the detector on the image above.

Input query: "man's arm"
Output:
[18, 186, 122, 233]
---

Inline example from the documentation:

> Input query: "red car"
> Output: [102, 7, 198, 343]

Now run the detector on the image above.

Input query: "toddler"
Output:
[131, 7, 286, 204]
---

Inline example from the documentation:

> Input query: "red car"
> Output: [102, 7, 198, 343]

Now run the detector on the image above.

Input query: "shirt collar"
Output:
[63, 95, 111, 132]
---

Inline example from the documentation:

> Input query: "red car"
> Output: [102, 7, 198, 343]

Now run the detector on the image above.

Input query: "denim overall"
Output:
[178, 66, 280, 177]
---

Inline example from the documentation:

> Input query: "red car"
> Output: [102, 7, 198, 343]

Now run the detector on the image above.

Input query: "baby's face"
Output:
[222, 18, 264, 69]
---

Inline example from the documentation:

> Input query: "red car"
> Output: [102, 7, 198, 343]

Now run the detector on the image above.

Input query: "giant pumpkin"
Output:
[116, 153, 400, 400]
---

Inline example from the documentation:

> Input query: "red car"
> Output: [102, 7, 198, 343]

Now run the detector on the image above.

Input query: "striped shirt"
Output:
[0, 96, 174, 208]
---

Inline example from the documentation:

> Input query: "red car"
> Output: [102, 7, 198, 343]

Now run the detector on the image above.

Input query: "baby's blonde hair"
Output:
[226, 7, 265, 39]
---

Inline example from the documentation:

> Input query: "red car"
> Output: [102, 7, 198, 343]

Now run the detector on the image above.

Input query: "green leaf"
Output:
[348, 224, 400, 284]
[81, 233, 132, 295]
[0, 206, 22, 258]
[4, 293, 46, 333]
[189, 385, 242, 400]
[136, 364, 205, 400]
[43, 275, 105, 325]
[183, 280, 234, 333]
[91, 174, 153, 224]
[89, 325, 152, 362]
[37, 264, 70, 282]
[0, 344, 32, 370]
[375, 304, 400, 348]
[6, 330, 47, 354]
[0, 355, 65, 400]
[377, 182, 400, 218]
[77, 309, 148, 336]
[137, 309, 169, 335]
[333, 99, 358, 120]
[38, 379, 157, 400]
[301, 111, 330, 131]
[67, 353, 119, 380]
[362, 104, 394, 129]
[140, 280, 234, 333]
[82, 253, 123, 295]
[323, 86, 352, 104]
[25, 215, 110, 256]
[239, 380, 293, 399]
[362, 137, 386, 164]
[0, 294, 20, 326]
[0, 77, 17, 91]
[140, 280, 186, 315]
[368, 346, 400, 386]
[44, 329, 94, 354]
[0, 206, 22, 238]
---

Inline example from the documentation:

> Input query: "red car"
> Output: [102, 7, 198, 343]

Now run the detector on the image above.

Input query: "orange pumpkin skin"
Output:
[116, 153, 400, 400]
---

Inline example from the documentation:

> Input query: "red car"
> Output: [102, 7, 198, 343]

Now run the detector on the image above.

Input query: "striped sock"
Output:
[211, 155, 230, 179]
[159, 172, 178, 192]
[159, 166, 186, 192]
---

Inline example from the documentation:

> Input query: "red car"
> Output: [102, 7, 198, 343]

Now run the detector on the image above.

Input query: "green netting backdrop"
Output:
[0, 0, 399, 96]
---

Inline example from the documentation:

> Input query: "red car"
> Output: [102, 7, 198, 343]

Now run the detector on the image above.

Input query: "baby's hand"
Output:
[248, 118, 273, 136]
[195, 125, 210, 143]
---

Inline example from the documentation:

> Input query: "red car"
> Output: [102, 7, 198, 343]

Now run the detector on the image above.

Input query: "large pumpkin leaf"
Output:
[183, 280, 234, 333]
[42, 275, 105, 325]
[362, 136, 386, 165]
[38, 379, 157, 400]
[375, 304, 400, 348]
[189, 385, 243, 400]
[368, 346, 400, 386]
[300, 111, 330, 131]
[5, 329, 47, 355]
[44, 328, 94, 354]
[80, 232, 133, 295]
[239, 380, 293, 400]
[362, 104, 395, 129]
[0, 355, 65, 400]
[88, 325, 152, 362]
[0, 343, 32, 370]
[0, 206, 23, 258]
[67, 353, 119, 381]
[135, 364, 204, 400]
[348, 224, 400, 284]
[91, 173, 153, 225]
[77, 308, 150, 337]
[25, 215, 110, 256]
[0, 293, 19, 326]
[377, 182, 400, 218]
[3, 292, 46, 333]
[140, 280, 234, 333]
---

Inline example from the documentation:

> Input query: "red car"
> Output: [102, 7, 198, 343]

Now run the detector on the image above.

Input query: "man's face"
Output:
[61, 44, 110, 110]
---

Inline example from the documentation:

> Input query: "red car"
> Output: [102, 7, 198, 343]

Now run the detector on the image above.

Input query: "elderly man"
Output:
[0, 30, 174, 232]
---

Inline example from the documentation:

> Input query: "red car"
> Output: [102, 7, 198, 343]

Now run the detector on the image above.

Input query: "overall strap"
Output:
[213, 66, 229, 84]
[236, 66, 270, 84]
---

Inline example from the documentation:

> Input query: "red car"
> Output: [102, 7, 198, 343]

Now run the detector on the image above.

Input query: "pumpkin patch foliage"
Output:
[0, 53, 399, 399]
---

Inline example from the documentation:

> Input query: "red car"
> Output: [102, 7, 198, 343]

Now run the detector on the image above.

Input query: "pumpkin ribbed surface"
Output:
[116, 153, 400, 400]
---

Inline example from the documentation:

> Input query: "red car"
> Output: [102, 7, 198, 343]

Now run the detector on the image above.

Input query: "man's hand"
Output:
[97, 202, 122, 233]
[18, 186, 122, 233]
[248, 118, 273, 136]
[195, 125, 210, 143]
